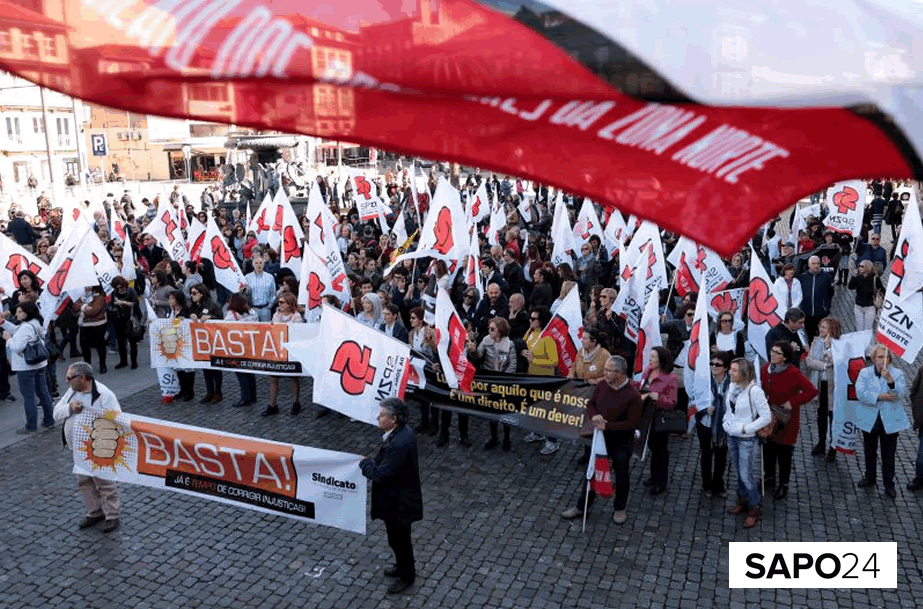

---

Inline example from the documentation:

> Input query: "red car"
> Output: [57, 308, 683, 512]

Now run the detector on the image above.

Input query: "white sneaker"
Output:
[612, 510, 627, 525]
[540, 440, 560, 455]
[523, 432, 544, 443]
[561, 507, 584, 519]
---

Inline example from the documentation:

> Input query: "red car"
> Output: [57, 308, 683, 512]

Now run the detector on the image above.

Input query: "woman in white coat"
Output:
[723, 357, 772, 529]
[773, 263, 803, 311]
[1, 301, 55, 433]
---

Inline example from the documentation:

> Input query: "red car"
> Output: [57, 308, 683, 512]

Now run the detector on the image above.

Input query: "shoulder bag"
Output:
[23, 324, 49, 365]
[746, 386, 777, 439]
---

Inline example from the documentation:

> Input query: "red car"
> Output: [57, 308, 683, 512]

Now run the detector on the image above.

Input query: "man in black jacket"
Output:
[765, 308, 805, 366]
[360, 398, 423, 594]
[501, 248, 524, 295]
[797, 255, 835, 344]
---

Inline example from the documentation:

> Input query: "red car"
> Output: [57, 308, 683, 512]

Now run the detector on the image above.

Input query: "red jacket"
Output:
[760, 363, 818, 445]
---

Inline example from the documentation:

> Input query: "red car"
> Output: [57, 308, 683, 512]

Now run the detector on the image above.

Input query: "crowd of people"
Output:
[2, 173, 921, 534]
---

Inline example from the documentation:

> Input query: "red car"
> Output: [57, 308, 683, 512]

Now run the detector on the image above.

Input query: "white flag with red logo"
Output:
[349, 170, 384, 222]
[37, 225, 102, 322]
[305, 182, 350, 306]
[618, 221, 667, 292]
[540, 287, 583, 377]
[465, 228, 480, 289]
[298, 247, 333, 323]
[877, 190, 923, 361]
[823, 180, 867, 237]
[274, 195, 305, 277]
[266, 188, 291, 252]
[707, 288, 748, 324]
[145, 203, 188, 263]
[585, 429, 612, 498]
[120, 238, 137, 283]
[390, 208, 409, 249]
[247, 192, 275, 245]
[573, 199, 604, 249]
[434, 287, 475, 392]
[185, 217, 207, 262]
[389, 178, 468, 268]
[312, 305, 412, 425]
[201, 217, 245, 293]
[683, 293, 712, 418]
[632, 286, 662, 381]
[667, 237, 732, 297]
[487, 199, 507, 247]
[603, 210, 626, 262]
[0, 234, 46, 295]
[611, 242, 652, 343]
[550, 192, 577, 267]
[830, 330, 872, 455]
[746, 246, 785, 361]
[468, 181, 490, 224]
[110, 213, 128, 245]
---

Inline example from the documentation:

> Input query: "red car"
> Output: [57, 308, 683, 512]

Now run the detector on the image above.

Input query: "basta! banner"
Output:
[69, 409, 366, 533]
[149, 319, 320, 375]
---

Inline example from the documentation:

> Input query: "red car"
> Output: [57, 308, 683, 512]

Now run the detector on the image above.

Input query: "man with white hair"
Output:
[798, 255, 834, 345]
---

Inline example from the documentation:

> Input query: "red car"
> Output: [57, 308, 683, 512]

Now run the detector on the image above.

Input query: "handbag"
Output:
[874, 289, 885, 309]
[128, 316, 146, 340]
[23, 325, 49, 365]
[652, 409, 687, 434]
[770, 404, 791, 430]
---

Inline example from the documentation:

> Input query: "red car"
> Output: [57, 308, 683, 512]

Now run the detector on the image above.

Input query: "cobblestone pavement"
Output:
[1, 240, 921, 609]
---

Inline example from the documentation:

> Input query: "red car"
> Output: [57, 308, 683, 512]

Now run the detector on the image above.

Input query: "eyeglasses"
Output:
[530, 316, 540, 321]
[771, 350, 784, 355]
[721, 319, 733, 323]
[685, 312, 695, 318]
[66, 374, 82, 381]
[709, 362, 724, 367]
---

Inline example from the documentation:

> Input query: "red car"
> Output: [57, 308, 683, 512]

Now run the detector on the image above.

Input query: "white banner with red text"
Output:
[70, 409, 366, 533]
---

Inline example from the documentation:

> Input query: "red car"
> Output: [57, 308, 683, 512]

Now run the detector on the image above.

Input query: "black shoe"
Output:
[51, 391, 60, 398]
[649, 485, 667, 496]
[811, 444, 825, 456]
[130, 362, 138, 370]
[857, 478, 876, 488]
[483, 438, 499, 450]
[114, 362, 128, 370]
[459, 436, 472, 448]
[502, 438, 511, 452]
[907, 479, 923, 491]
[383, 565, 399, 577]
[41, 421, 55, 429]
[199, 394, 214, 404]
[261, 405, 279, 417]
[387, 579, 414, 594]
[181, 392, 195, 402]
[884, 486, 897, 499]
[78, 514, 105, 529]
[291, 402, 302, 415]
[435, 435, 449, 447]
[231, 400, 248, 408]
[101, 518, 120, 533]
[763, 477, 776, 490]
[642, 478, 655, 488]
[315, 408, 330, 419]
[826, 448, 837, 462]
[99, 366, 107, 374]
[773, 484, 789, 500]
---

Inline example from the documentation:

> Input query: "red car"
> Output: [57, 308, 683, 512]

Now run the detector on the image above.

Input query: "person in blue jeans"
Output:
[906, 365, 922, 492]
[722, 358, 771, 529]
[1, 301, 55, 433]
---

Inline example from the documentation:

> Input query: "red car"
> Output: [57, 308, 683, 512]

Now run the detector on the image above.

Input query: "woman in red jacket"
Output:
[761, 340, 818, 500]
[641, 346, 679, 496]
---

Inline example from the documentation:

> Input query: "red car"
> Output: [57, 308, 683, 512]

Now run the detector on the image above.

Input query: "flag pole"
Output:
[581, 479, 591, 533]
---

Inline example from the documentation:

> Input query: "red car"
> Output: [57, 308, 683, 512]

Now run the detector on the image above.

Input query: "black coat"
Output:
[360, 425, 423, 525]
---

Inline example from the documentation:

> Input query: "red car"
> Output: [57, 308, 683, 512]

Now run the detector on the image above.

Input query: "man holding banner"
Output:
[360, 398, 423, 595]
[53, 362, 122, 533]
[560, 356, 643, 525]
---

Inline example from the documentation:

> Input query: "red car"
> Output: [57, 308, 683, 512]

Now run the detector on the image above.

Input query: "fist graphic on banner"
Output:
[432, 207, 454, 255]
[747, 278, 782, 326]
[90, 417, 120, 459]
[330, 341, 377, 395]
[210, 236, 234, 270]
[832, 186, 859, 214]
[47, 257, 73, 297]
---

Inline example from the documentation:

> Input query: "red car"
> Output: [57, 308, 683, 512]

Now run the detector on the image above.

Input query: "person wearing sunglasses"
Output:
[709, 311, 746, 359]
[693, 350, 733, 499]
[521, 306, 561, 455]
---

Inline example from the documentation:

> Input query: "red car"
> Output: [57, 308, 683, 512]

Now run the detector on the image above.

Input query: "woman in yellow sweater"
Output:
[521, 306, 561, 455]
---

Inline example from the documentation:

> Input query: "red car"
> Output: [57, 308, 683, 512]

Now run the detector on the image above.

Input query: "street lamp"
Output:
[182, 144, 191, 183]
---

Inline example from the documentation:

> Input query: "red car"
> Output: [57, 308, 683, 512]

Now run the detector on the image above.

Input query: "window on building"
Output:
[40, 35, 58, 59]
[65, 159, 79, 176]
[32, 117, 44, 133]
[188, 83, 229, 102]
[20, 34, 38, 59]
[7, 117, 21, 143]
[0, 32, 13, 54]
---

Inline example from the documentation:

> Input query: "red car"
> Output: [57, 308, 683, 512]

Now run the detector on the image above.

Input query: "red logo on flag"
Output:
[832, 186, 859, 214]
[255, 208, 270, 232]
[846, 357, 866, 401]
[161, 211, 177, 243]
[330, 341, 377, 395]
[633, 328, 647, 377]
[710, 292, 739, 315]
[470, 196, 482, 218]
[747, 278, 782, 326]
[890, 239, 909, 296]
[432, 207, 454, 255]
[308, 272, 325, 309]
[687, 320, 701, 371]
[313, 214, 325, 243]
[6, 255, 43, 287]
[210, 236, 234, 270]
[354, 176, 372, 200]
[47, 258, 73, 297]
[282, 226, 301, 262]
[272, 205, 284, 233]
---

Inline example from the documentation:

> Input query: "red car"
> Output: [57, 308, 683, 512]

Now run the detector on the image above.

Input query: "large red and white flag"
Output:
[185, 217, 208, 262]
[632, 286, 662, 381]
[248, 193, 275, 245]
[349, 170, 385, 223]
[0, 234, 46, 295]
[389, 178, 468, 267]
[830, 330, 872, 455]
[876, 191, 923, 361]
[573, 199, 605, 249]
[305, 182, 350, 305]
[746, 246, 785, 361]
[145, 203, 188, 263]
[37, 225, 103, 322]
[667, 236, 732, 297]
[272, 192, 305, 277]
[611, 242, 653, 343]
[603, 210, 626, 262]
[823, 181, 867, 237]
[434, 287, 476, 392]
[468, 181, 490, 224]
[313, 305, 412, 424]
[298, 247, 333, 323]
[540, 287, 583, 377]
[684, 293, 712, 418]
[201, 217, 246, 293]
[618, 221, 667, 293]
[550, 193, 578, 267]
